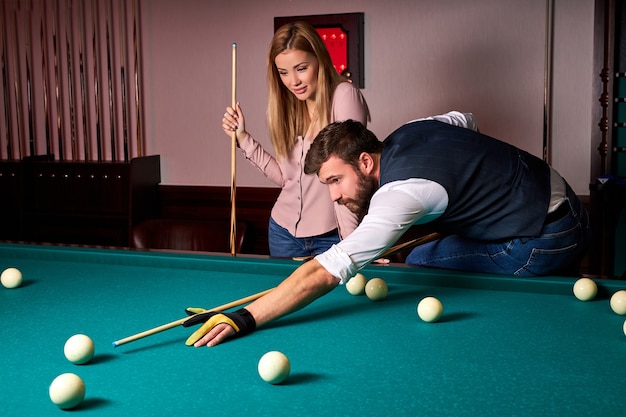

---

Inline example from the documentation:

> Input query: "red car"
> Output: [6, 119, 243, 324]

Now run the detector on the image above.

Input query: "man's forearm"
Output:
[245, 259, 341, 327]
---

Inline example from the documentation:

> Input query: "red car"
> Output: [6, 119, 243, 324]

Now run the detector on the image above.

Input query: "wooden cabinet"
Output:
[0, 160, 23, 241]
[0, 155, 160, 247]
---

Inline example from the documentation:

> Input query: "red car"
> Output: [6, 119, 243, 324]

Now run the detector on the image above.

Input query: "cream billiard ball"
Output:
[365, 278, 388, 301]
[610, 290, 626, 315]
[346, 273, 367, 295]
[573, 277, 597, 301]
[258, 351, 290, 384]
[49, 373, 86, 409]
[417, 297, 443, 322]
[1, 267, 23, 289]
[64, 334, 95, 365]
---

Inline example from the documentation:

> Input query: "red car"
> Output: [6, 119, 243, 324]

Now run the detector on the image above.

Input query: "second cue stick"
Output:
[230, 43, 237, 256]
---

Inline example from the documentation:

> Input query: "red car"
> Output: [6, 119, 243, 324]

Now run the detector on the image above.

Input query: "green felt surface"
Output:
[1, 243, 625, 416]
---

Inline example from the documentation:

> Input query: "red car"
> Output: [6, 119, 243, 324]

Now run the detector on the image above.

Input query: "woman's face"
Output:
[274, 49, 319, 102]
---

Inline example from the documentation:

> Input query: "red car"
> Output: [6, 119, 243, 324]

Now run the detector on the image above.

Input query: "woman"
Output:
[222, 22, 369, 257]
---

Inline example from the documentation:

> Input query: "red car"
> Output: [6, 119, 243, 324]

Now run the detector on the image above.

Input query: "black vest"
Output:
[379, 121, 551, 240]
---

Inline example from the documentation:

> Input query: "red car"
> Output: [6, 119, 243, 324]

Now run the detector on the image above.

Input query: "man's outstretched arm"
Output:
[190, 259, 340, 347]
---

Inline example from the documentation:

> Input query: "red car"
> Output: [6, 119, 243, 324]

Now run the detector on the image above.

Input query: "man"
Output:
[185, 114, 589, 347]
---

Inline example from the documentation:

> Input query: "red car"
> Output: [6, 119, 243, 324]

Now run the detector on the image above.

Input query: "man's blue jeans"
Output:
[405, 185, 590, 276]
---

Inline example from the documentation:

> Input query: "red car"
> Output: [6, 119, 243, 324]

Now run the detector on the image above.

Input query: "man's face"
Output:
[318, 155, 378, 216]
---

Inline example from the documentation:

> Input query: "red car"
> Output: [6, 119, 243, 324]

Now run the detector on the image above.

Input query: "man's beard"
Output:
[338, 170, 377, 216]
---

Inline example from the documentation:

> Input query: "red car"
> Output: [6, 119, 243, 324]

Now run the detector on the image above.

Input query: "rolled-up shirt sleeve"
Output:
[407, 111, 478, 131]
[315, 179, 448, 283]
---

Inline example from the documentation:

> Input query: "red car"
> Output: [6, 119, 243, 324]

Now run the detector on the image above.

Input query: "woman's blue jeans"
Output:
[268, 217, 340, 258]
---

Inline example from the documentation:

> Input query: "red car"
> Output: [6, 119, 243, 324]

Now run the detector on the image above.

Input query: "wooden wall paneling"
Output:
[157, 185, 279, 254]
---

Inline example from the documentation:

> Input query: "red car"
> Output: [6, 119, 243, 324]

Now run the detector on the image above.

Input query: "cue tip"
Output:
[112, 341, 119, 348]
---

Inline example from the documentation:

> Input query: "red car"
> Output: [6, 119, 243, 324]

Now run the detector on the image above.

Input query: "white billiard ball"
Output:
[623, 320, 626, 337]
[64, 334, 95, 365]
[1, 267, 23, 289]
[258, 351, 290, 384]
[346, 273, 367, 295]
[365, 278, 389, 301]
[49, 373, 86, 409]
[365, 278, 388, 301]
[610, 290, 626, 315]
[573, 277, 597, 301]
[417, 297, 443, 323]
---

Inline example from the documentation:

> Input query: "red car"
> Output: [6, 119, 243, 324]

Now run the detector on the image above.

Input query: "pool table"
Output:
[1, 242, 625, 416]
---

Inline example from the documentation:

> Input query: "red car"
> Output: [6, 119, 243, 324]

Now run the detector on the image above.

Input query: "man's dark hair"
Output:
[304, 119, 384, 175]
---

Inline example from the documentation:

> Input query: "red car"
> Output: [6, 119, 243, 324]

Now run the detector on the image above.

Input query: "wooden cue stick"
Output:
[293, 232, 443, 262]
[229, 42, 237, 256]
[379, 232, 442, 259]
[112, 287, 274, 347]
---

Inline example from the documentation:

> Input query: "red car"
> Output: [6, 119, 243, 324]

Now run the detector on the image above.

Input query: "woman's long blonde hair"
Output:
[267, 22, 345, 158]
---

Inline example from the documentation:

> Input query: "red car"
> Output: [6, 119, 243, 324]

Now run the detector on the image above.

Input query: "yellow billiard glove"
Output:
[182, 308, 256, 346]
[184, 307, 206, 315]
